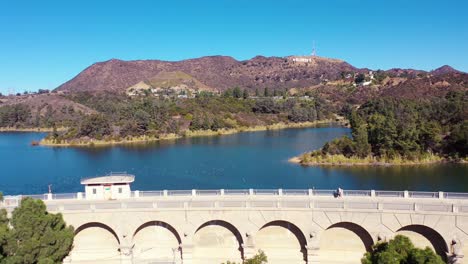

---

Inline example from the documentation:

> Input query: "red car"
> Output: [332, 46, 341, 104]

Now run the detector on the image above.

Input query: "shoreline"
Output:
[0, 127, 67, 133]
[39, 120, 337, 147]
[289, 154, 467, 167]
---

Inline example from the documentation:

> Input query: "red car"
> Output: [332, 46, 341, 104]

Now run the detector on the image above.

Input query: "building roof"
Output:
[80, 173, 135, 185]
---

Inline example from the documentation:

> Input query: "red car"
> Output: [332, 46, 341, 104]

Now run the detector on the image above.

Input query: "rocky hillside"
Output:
[55, 55, 359, 93]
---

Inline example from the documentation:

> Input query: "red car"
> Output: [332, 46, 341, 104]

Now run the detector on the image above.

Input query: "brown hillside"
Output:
[55, 56, 358, 93]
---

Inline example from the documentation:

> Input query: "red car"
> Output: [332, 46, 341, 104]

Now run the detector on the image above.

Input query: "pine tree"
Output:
[2, 198, 74, 263]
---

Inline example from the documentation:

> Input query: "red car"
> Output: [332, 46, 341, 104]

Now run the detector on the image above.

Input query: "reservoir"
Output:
[0, 126, 467, 195]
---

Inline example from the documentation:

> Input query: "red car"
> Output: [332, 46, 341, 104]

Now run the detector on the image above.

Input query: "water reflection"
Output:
[0, 127, 466, 195]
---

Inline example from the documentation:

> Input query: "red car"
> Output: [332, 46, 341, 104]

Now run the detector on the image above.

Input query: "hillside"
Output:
[1, 55, 467, 140]
[55, 55, 359, 93]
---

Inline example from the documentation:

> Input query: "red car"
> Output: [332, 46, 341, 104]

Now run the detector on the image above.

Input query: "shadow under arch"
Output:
[195, 220, 245, 259]
[259, 220, 308, 261]
[75, 222, 120, 245]
[326, 222, 374, 252]
[397, 225, 448, 260]
[133, 221, 182, 244]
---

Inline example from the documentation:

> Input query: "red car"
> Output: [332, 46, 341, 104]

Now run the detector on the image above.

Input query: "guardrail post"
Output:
[371, 190, 376, 198]
[404, 190, 409, 198]
[77, 192, 83, 200]
[438, 191, 444, 200]
[249, 189, 254, 196]
[220, 189, 225, 196]
[163, 190, 168, 197]
[47, 193, 53, 201]
[134, 190, 140, 198]
[308, 189, 313, 196]
[278, 189, 283, 196]
[192, 189, 196, 197]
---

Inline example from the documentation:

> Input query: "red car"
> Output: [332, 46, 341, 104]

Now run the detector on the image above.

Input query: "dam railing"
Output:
[2, 189, 468, 211]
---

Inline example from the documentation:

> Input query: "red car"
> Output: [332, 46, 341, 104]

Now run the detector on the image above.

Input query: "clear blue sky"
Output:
[1, 0, 467, 93]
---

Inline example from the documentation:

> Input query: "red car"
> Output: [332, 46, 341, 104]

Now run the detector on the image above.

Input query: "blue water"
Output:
[0, 126, 467, 195]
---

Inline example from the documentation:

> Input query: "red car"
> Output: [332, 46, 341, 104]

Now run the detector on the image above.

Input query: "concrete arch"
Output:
[193, 220, 244, 264]
[397, 225, 449, 260]
[256, 220, 307, 264]
[132, 221, 182, 262]
[71, 222, 121, 263]
[319, 222, 374, 264]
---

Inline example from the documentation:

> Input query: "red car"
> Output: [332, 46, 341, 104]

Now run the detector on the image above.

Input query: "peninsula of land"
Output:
[291, 94, 467, 166]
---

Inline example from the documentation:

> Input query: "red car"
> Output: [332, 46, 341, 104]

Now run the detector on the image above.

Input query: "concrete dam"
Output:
[2, 174, 468, 264]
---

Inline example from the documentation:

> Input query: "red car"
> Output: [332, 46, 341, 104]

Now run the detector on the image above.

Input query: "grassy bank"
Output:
[40, 120, 335, 147]
[291, 151, 458, 166]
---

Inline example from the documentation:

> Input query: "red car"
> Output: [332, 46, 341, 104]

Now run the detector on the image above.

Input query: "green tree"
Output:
[222, 250, 267, 264]
[242, 89, 249, 99]
[350, 110, 371, 158]
[263, 87, 270, 97]
[223, 88, 233, 98]
[445, 120, 468, 157]
[233, 87, 242, 99]
[255, 88, 260, 97]
[0, 207, 8, 262]
[367, 113, 397, 157]
[362, 235, 444, 264]
[78, 114, 111, 139]
[3, 198, 74, 264]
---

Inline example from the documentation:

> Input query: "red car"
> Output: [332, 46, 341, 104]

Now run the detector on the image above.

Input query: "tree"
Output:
[1, 198, 74, 263]
[350, 110, 371, 158]
[52, 123, 59, 139]
[242, 89, 249, 99]
[362, 235, 444, 264]
[0, 206, 8, 262]
[233, 87, 242, 99]
[255, 88, 260, 97]
[263, 87, 270, 97]
[445, 120, 468, 157]
[222, 250, 267, 264]
[223, 88, 233, 98]
[78, 114, 111, 139]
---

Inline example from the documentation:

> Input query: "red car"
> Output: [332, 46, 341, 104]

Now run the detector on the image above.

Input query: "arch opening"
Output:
[193, 220, 244, 264]
[397, 225, 448, 261]
[256, 220, 307, 264]
[319, 222, 373, 264]
[132, 221, 182, 263]
[71, 222, 121, 263]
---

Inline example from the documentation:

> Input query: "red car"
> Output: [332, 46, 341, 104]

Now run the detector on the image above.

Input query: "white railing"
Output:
[2, 189, 468, 209]
[53, 193, 77, 200]
[343, 190, 372, 197]
[375, 191, 405, 197]
[139, 191, 164, 197]
[409, 191, 439, 199]
[444, 192, 468, 199]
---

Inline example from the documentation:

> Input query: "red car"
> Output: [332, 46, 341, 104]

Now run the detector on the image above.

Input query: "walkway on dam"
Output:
[2, 189, 468, 264]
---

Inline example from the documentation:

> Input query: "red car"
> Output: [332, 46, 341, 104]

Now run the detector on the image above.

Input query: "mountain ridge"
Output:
[55, 55, 359, 93]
